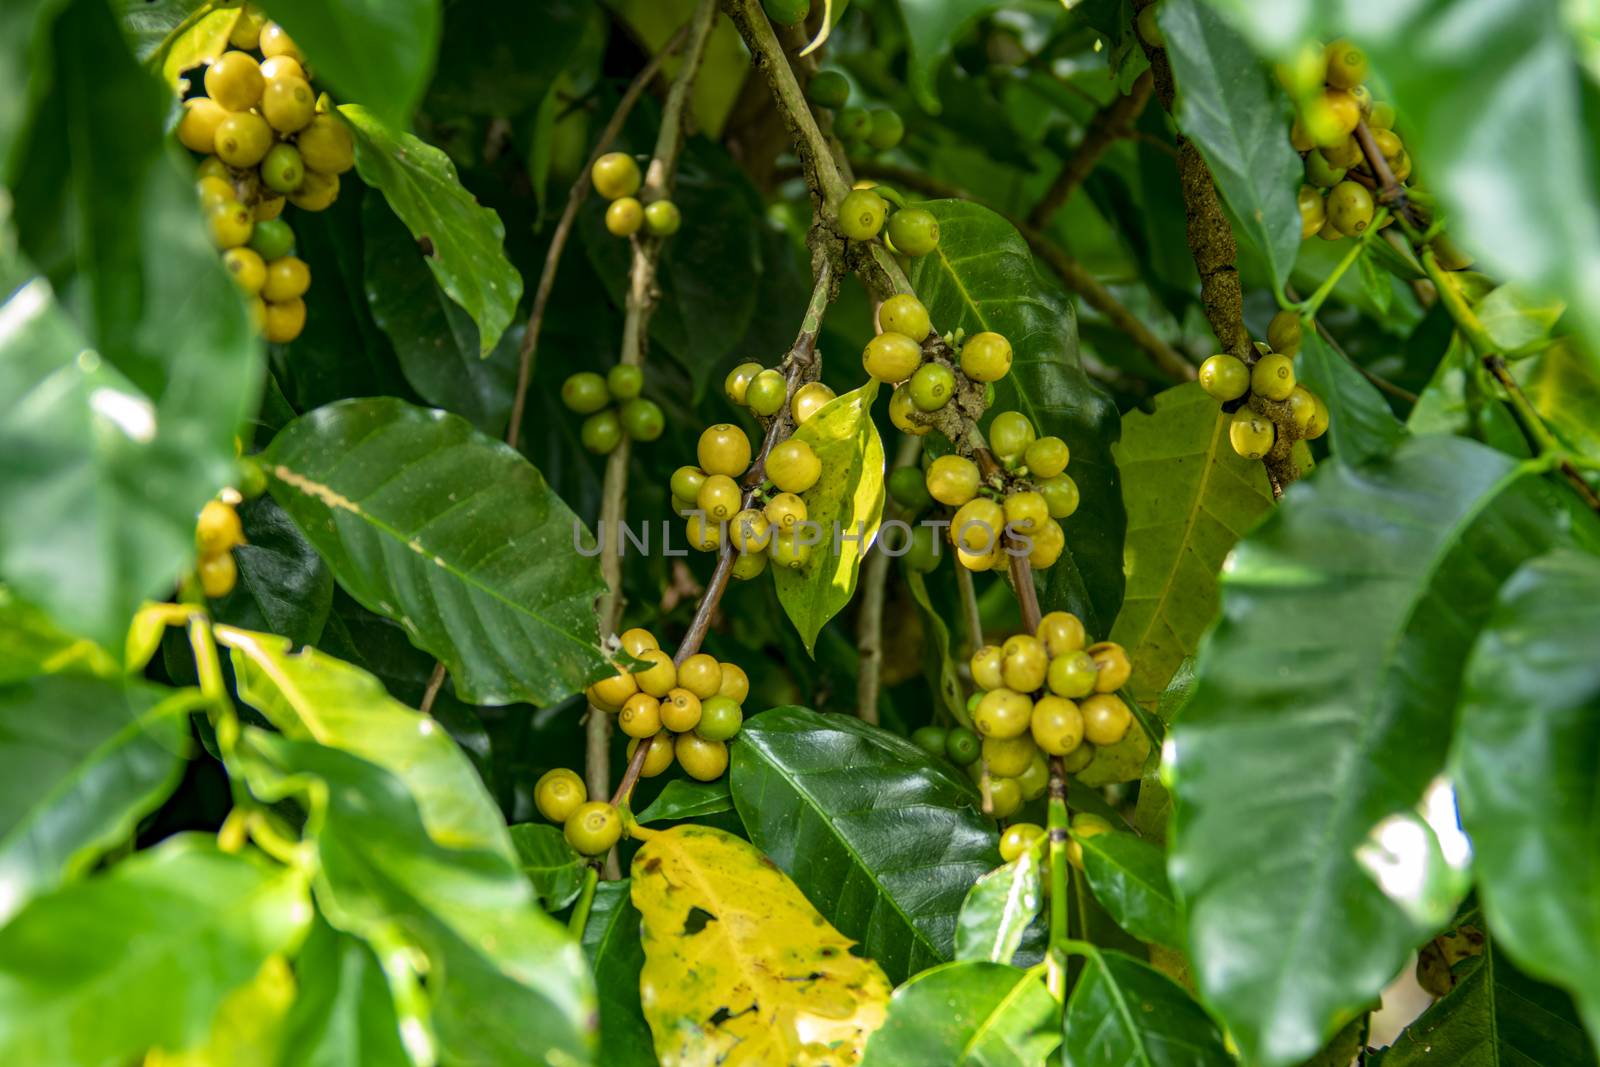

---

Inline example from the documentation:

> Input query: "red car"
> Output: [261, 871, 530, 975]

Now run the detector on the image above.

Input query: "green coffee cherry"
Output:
[868, 108, 905, 151]
[1038, 474, 1080, 519]
[905, 524, 941, 573]
[581, 410, 623, 454]
[1267, 310, 1302, 356]
[746, 369, 788, 417]
[886, 208, 940, 256]
[1023, 437, 1070, 479]
[763, 0, 810, 27]
[259, 143, 305, 195]
[620, 398, 664, 442]
[838, 188, 887, 241]
[725, 361, 763, 405]
[988, 411, 1035, 460]
[888, 466, 934, 512]
[644, 200, 681, 237]
[836, 107, 872, 142]
[1327, 181, 1375, 236]
[562, 372, 610, 414]
[1198, 354, 1250, 401]
[880, 293, 931, 340]
[608, 364, 643, 400]
[911, 725, 947, 757]
[248, 219, 295, 261]
[1304, 150, 1346, 189]
[808, 70, 850, 110]
[908, 362, 955, 411]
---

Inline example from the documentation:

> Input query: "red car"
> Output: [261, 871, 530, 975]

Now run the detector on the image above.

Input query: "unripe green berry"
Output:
[608, 364, 643, 400]
[838, 188, 887, 241]
[696, 695, 744, 741]
[1038, 474, 1080, 519]
[746, 369, 788, 417]
[867, 108, 904, 151]
[945, 726, 980, 766]
[911, 725, 948, 757]
[1198, 354, 1250, 401]
[581, 409, 623, 454]
[1327, 180, 1375, 236]
[880, 293, 931, 341]
[908, 362, 955, 412]
[725, 361, 763, 405]
[561, 372, 610, 414]
[670, 465, 707, 503]
[259, 143, 305, 195]
[886, 208, 940, 257]
[888, 466, 934, 512]
[620, 398, 664, 441]
[988, 411, 1035, 460]
[1024, 436, 1069, 479]
[807, 70, 850, 110]
[763, 0, 810, 27]
[904, 523, 941, 572]
[644, 199, 681, 237]
[836, 107, 872, 142]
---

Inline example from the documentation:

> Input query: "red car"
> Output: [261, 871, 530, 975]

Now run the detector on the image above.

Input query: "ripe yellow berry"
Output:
[677, 654, 723, 700]
[766, 439, 822, 494]
[198, 551, 238, 599]
[1251, 354, 1296, 401]
[1086, 641, 1132, 693]
[1229, 410, 1276, 459]
[634, 649, 678, 697]
[296, 115, 356, 175]
[618, 693, 662, 739]
[205, 51, 265, 112]
[592, 152, 642, 199]
[564, 801, 622, 856]
[1031, 695, 1084, 755]
[974, 688, 1033, 739]
[970, 645, 1004, 691]
[982, 735, 1035, 778]
[263, 299, 307, 344]
[535, 768, 586, 823]
[925, 454, 980, 506]
[178, 98, 229, 154]
[863, 332, 923, 383]
[698, 424, 752, 478]
[1036, 611, 1086, 657]
[1081, 694, 1133, 746]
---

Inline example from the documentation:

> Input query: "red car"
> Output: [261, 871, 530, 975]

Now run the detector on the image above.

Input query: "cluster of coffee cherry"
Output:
[837, 184, 941, 257]
[1198, 311, 1329, 459]
[995, 812, 1114, 878]
[560, 367, 665, 454]
[671, 422, 821, 578]
[804, 71, 905, 159]
[591, 152, 681, 239]
[542, 630, 749, 856]
[1285, 40, 1407, 243]
[176, 8, 354, 343]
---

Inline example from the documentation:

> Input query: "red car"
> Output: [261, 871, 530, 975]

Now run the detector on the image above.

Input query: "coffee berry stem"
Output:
[1046, 762, 1071, 998]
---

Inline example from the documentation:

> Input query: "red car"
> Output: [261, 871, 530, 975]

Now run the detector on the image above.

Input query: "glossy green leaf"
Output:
[1358, 247, 1394, 317]
[907, 200, 1125, 635]
[211, 496, 333, 649]
[0, 834, 311, 1066]
[1063, 949, 1232, 1067]
[1522, 340, 1600, 462]
[907, 569, 969, 727]
[425, 0, 593, 119]
[258, 0, 439, 130]
[772, 381, 886, 654]
[275, 920, 411, 1067]
[1078, 830, 1183, 951]
[1169, 435, 1583, 1067]
[1295, 329, 1405, 465]
[219, 626, 510, 852]
[893, 0, 1000, 113]
[634, 778, 733, 825]
[260, 397, 609, 706]
[361, 195, 518, 436]
[580, 879, 656, 1067]
[860, 960, 1059, 1067]
[1476, 283, 1564, 355]
[0, 0, 68, 177]
[2, 0, 257, 649]
[1109, 382, 1276, 705]
[341, 105, 522, 354]
[1454, 549, 1600, 1043]
[1374, 936, 1598, 1066]
[730, 706, 998, 982]
[238, 729, 596, 1065]
[953, 849, 1043, 965]
[508, 823, 587, 912]
[0, 674, 191, 923]
[116, 0, 239, 89]
[1158, 0, 1302, 293]
[1202, 0, 1600, 377]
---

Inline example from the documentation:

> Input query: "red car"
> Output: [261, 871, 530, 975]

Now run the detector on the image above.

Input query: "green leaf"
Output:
[258, 0, 440, 130]
[361, 195, 518, 436]
[892, 0, 1000, 113]
[1295, 329, 1405, 464]
[219, 627, 511, 853]
[907, 200, 1125, 635]
[0, 834, 310, 1066]
[260, 397, 609, 707]
[211, 496, 334, 648]
[238, 729, 596, 1065]
[1063, 949, 1233, 1067]
[634, 779, 733, 825]
[1169, 435, 1583, 1067]
[1373, 936, 1599, 1066]
[1522, 340, 1600, 463]
[860, 960, 1059, 1067]
[772, 381, 886, 653]
[0, 587, 120, 683]
[0, 674, 191, 923]
[2, 0, 257, 649]
[953, 850, 1043, 965]
[340, 105, 522, 354]
[1454, 549, 1600, 1043]
[1201, 0, 1600, 379]
[425, 0, 593, 119]
[906, 569, 969, 727]
[1109, 382, 1276, 705]
[276, 920, 411, 1067]
[113, 0, 239, 89]
[730, 706, 999, 982]
[0, 0, 69, 177]
[1476, 283, 1565, 355]
[508, 823, 587, 912]
[1358, 246, 1395, 317]
[1158, 0, 1302, 294]
[1078, 830, 1183, 951]
[580, 879, 656, 1067]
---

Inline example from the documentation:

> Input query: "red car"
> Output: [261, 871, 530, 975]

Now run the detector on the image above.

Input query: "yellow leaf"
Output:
[632, 824, 891, 1066]
[144, 955, 295, 1067]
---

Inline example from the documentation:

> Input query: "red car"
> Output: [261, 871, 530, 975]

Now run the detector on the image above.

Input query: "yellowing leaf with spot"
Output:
[772, 381, 885, 654]
[631, 824, 891, 1066]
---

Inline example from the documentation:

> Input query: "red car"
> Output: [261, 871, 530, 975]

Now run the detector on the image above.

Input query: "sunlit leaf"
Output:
[953, 849, 1043, 965]
[631, 823, 891, 1066]
[1078, 829, 1183, 951]
[772, 380, 886, 654]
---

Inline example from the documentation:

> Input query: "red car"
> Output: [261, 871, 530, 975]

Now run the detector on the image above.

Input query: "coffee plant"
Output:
[3, 0, 1599, 1063]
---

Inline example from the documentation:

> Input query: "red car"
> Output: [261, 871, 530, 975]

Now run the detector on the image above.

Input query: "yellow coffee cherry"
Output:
[769, 529, 812, 570]
[767, 439, 822, 494]
[987, 776, 1023, 819]
[1086, 641, 1132, 693]
[289, 171, 340, 212]
[889, 388, 930, 436]
[198, 551, 238, 599]
[564, 801, 622, 856]
[1036, 611, 1085, 657]
[221, 247, 267, 295]
[1229, 409, 1276, 459]
[925, 455, 980, 506]
[1003, 491, 1048, 535]
[685, 513, 721, 552]
[698, 424, 752, 478]
[677, 654, 723, 700]
[661, 688, 703, 733]
[589, 665, 638, 710]
[863, 332, 923, 383]
[764, 492, 807, 532]
[791, 382, 836, 424]
[263, 299, 306, 344]
[618, 693, 662, 739]
[628, 733, 676, 778]
[960, 332, 1012, 382]
[974, 688, 1033, 740]
[606, 197, 643, 237]
[228, 4, 266, 49]
[1199, 353, 1251, 401]
[880, 293, 931, 340]
[214, 112, 273, 167]
[634, 649, 678, 697]
[1081, 694, 1132, 746]
[262, 74, 315, 134]
[731, 550, 767, 581]
[178, 98, 229, 154]
[1305, 394, 1330, 440]
[297, 115, 356, 175]
[205, 51, 265, 112]
[619, 627, 658, 657]
[1029, 519, 1065, 570]
[697, 474, 742, 523]
[1251, 354, 1296, 401]
[999, 823, 1045, 865]
[1047, 650, 1098, 699]
[261, 256, 311, 303]
[259, 55, 305, 82]
[197, 175, 236, 210]
[1000, 634, 1048, 693]
[207, 200, 254, 249]
[591, 152, 642, 200]
[982, 735, 1035, 778]
[729, 508, 771, 554]
[952, 498, 1005, 555]
[1030, 695, 1084, 755]
[1286, 386, 1319, 435]
[196, 500, 245, 555]
[535, 768, 586, 824]
[676, 734, 729, 781]
[259, 21, 301, 59]
[718, 662, 750, 704]
[970, 645, 1004, 691]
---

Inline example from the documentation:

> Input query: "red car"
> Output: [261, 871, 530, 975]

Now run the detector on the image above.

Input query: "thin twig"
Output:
[419, 661, 447, 715]
[954, 563, 983, 656]
[507, 25, 691, 449]
[857, 434, 922, 723]
[1285, 285, 1420, 404]
[585, 0, 719, 861]
[842, 161, 1194, 383]
[1027, 70, 1154, 229]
